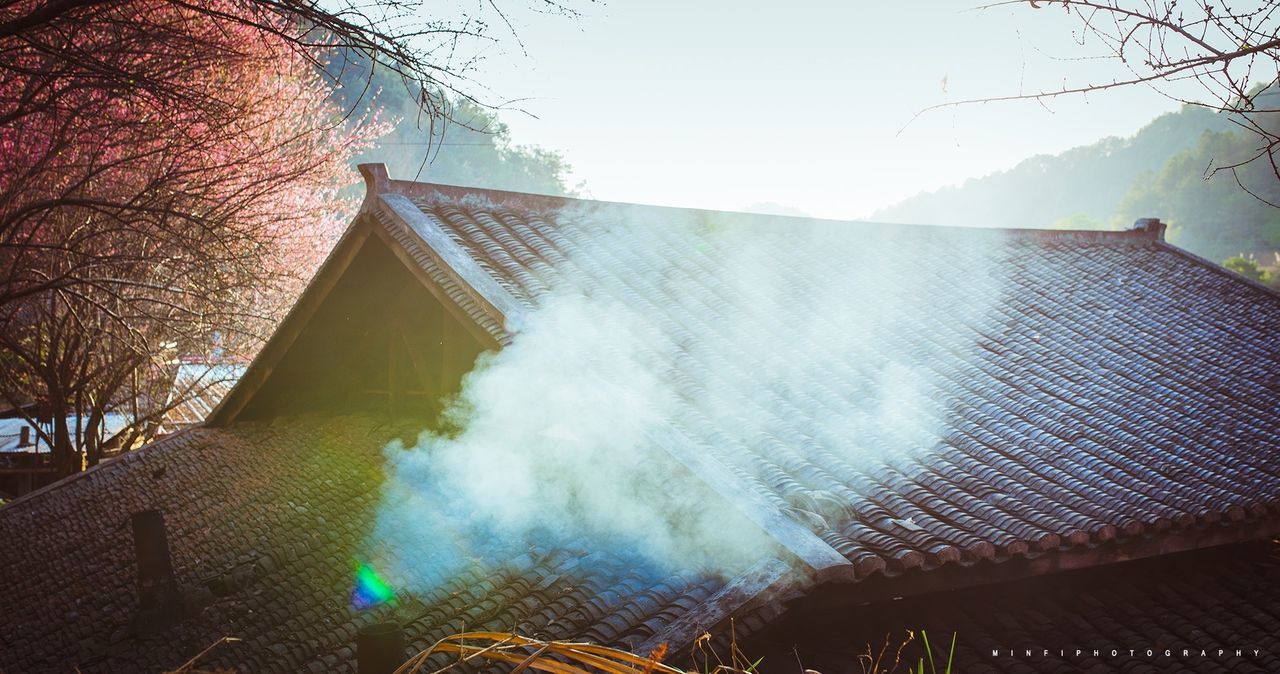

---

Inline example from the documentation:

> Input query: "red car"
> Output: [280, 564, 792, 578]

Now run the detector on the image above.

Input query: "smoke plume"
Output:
[365, 201, 1004, 595]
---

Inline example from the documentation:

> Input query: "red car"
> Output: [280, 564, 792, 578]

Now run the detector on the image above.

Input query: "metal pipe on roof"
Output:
[130, 509, 183, 634]
[356, 622, 405, 674]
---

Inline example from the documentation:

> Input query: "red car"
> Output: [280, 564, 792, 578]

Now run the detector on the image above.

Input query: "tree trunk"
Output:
[84, 412, 102, 468]
[50, 406, 76, 476]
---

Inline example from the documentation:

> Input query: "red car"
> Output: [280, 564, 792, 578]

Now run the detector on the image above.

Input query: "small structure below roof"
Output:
[155, 361, 247, 436]
[0, 411, 130, 501]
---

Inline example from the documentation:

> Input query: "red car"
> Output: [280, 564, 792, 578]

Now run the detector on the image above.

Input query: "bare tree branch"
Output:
[920, 1, 1280, 185]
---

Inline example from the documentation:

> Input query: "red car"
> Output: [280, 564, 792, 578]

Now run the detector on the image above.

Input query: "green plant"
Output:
[916, 631, 956, 674]
[690, 622, 764, 674]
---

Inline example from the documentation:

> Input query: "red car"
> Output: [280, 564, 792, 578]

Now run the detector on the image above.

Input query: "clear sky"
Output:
[441, 1, 1195, 220]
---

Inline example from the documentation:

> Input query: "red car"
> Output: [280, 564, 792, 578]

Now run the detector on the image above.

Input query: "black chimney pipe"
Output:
[132, 510, 175, 584]
[357, 622, 405, 674]
[131, 509, 182, 633]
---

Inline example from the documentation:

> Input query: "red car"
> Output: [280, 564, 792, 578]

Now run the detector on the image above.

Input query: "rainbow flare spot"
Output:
[350, 562, 396, 610]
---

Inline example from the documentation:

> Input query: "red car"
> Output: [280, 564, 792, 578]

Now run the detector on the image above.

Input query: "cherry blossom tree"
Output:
[0, 0, 384, 474]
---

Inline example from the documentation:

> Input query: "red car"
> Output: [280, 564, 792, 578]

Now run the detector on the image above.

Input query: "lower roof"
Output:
[0, 415, 726, 673]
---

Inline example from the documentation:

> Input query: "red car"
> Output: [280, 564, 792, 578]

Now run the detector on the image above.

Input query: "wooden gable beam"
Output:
[396, 318, 441, 397]
[208, 163, 501, 425]
[207, 219, 375, 426]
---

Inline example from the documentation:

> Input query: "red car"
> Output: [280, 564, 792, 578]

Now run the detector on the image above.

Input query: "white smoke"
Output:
[366, 202, 1004, 593]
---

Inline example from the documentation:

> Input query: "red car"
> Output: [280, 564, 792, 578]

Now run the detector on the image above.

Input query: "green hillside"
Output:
[874, 103, 1280, 284]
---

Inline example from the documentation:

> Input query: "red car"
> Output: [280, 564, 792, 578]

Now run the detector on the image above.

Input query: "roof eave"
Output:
[794, 513, 1280, 613]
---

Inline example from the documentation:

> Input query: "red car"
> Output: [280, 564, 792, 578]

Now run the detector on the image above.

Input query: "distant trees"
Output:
[335, 50, 579, 196]
[878, 100, 1280, 276]
[1117, 124, 1280, 260]
[874, 105, 1228, 229]
[1224, 255, 1274, 283]
[895, 2, 1280, 275]
[391, 98, 578, 196]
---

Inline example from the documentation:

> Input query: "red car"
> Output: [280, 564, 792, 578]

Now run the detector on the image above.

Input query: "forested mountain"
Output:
[874, 102, 1280, 281]
[1118, 122, 1280, 266]
[874, 105, 1230, 230]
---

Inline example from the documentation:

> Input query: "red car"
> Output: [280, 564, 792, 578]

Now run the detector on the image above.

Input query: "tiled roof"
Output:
[743, 540, 1280, 674]
[0, 416, 723, 673]
[7, 172, 1280, 673]
[375, 181, 1280, 581]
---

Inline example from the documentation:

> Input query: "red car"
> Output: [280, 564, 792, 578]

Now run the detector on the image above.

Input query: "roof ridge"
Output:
[375, 173, 1161, 247]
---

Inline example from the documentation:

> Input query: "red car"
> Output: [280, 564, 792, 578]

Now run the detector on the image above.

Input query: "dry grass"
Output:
[392, 627, 955, 674]
[157, 626, 955, 674]
[857, 630, 956, 674]
[688, 621, 764, 674]
[858, 630, 915, 674]
[394, 629, 768, 674]
[393, 631, 687, 674]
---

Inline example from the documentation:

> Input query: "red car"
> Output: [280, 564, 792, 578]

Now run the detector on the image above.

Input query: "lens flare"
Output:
[350, 562, 396, 610]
